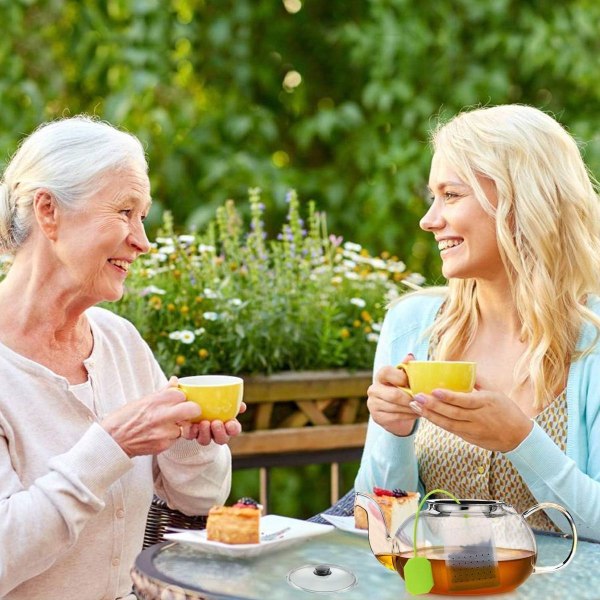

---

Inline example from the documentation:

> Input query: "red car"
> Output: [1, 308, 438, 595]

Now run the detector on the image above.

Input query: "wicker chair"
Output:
[143, 496, 208, 549]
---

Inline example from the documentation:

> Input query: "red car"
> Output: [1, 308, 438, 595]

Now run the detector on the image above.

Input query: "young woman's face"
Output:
[421, 153, 505, 283]
[54, 166, 151, 304]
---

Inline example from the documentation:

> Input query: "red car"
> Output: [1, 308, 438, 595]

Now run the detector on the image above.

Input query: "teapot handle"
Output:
[522, 502, 578, 574]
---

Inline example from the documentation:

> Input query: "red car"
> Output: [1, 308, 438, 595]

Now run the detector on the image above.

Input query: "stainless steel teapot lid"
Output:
[429, 499, 506, 515]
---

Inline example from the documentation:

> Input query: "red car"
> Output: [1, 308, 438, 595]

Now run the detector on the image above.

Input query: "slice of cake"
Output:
[355, 487, 420, 535]
[206, 497, 261, 545]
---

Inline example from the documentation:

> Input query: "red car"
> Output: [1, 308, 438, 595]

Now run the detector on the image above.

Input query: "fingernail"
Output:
[413, 393, 427, 405]
[431, 389, 445, 400]
[409, 401, 423, 415]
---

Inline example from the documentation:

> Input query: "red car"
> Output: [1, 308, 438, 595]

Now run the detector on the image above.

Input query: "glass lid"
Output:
[287, 563, 357, 593]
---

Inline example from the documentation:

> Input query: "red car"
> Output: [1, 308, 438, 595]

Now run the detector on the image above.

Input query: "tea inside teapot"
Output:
[355, 492, 577, 596]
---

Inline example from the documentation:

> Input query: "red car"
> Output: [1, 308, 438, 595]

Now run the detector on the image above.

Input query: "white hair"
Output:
[0, 115, 147, 252]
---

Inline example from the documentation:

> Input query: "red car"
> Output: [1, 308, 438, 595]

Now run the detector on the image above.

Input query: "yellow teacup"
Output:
[178, 375, 243, 422]
[396, 361, 476, 396]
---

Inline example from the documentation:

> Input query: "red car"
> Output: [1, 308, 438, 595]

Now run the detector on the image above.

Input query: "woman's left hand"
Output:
[408, 388, 533, 452]
[180, 402, 247, 446]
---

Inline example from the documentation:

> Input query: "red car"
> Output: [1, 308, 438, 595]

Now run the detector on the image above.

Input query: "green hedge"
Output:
[3, 0, 600, 283]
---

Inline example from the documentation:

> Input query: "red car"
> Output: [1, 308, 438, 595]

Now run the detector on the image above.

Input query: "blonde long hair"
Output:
[428, 104, 600, 409]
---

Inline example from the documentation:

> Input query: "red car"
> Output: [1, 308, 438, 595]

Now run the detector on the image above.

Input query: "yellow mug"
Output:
[396, 361, 476, 396]
[177, 375, 244, 422]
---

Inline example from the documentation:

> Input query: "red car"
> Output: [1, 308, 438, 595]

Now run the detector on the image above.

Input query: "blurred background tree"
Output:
[2, 0, 600, 283]
[2, 0, 600, 516]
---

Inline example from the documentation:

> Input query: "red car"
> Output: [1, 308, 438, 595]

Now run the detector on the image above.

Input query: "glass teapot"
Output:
[355, 491, 577, 596]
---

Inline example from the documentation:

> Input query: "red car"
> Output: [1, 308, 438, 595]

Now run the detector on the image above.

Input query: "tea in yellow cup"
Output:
[178, 375, 243, 422]
[396, 361, 476, 396]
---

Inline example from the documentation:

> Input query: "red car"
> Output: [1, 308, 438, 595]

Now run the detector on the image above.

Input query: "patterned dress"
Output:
[415, 391, 567, 532]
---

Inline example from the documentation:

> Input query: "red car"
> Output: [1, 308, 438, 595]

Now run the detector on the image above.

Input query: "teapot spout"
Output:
[354, 492, 397, 559]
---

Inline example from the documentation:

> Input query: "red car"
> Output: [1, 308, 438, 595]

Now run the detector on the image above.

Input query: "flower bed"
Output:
[107, 188, 422, 379]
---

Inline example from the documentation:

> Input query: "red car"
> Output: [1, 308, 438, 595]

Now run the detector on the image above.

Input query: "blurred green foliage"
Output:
[3, 0, 600, 282]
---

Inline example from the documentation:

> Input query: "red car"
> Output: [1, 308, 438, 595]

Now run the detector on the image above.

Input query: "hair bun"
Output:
[0, 181, 14, 250]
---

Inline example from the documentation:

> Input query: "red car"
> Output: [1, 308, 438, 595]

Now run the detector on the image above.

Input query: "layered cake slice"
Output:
[206, 497, 261, 544]
[355, 487, 420, 535]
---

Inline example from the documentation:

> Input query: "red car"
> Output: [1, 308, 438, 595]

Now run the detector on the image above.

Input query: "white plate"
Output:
[164, 514, 334, 558]
[319, 514, 368, 537]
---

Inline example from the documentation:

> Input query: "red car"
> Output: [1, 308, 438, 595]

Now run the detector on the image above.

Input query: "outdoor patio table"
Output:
[131, 528, 598, 599]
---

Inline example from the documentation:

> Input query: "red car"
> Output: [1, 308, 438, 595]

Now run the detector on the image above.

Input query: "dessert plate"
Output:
[164, 514, 334, 558]
[319, 514, 368, 537]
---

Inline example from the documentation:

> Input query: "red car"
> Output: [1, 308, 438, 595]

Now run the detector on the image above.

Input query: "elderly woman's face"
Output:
[54, 166, 151, 304]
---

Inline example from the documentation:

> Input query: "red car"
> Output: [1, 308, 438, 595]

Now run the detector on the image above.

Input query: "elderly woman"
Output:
[356, 104, 600, 541]
[0, 116, 243, 599]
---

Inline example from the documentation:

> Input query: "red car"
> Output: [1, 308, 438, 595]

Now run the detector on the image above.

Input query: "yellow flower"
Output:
[353, 320, 361, 328]
[167, 303, 176, 312]
[176, 355, 186, 366]
[381, 251, 390, 259]
[364, 326, 372, 334]
[195, 296, 203, 303]
[340, 328, 350, 339]
[180, 305, 189, 315]
[361, 310, 373, 323]
[173, 269, 181, 279]
[198, 348, 209, 359]
[148, 296, 162, 310]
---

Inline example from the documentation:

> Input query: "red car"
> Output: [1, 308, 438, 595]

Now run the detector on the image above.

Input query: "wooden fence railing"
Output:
[228, 369, 372, 511]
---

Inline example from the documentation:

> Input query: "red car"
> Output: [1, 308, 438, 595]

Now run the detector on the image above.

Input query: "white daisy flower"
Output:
[155, 237, 174, 245]
[203, 312, 219, 321]
[169, 331, 182, 340]
[203, 288, 218, 299]
[229, 298, 243, 306]
[180, 330, 196, 344]
[140, 285, 166, 296]
[350, 298, 366, 308]
[194, 328, 206, 336]
[406, 273, 426, 285]
[178, 234, 195, 244]
[367, 333, 380, 343]
[343, 241, 362, 252]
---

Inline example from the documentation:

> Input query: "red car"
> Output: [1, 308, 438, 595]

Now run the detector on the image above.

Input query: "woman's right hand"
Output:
[367, 355, 418, 437]
[101, 378, 202, 457]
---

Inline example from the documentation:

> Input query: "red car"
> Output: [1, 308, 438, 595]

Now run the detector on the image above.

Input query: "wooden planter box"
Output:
[228, 369, 372, 509]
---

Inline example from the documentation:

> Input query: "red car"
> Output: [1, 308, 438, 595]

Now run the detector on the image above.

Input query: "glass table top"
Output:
[134, 528, 599, 599]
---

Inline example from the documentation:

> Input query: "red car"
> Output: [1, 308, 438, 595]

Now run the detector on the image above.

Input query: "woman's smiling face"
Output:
[53, 165, 152, 304]
[421, 153, 505, 283]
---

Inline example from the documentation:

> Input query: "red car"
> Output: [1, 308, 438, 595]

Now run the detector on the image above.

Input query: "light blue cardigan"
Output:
[355, 291, 600, 541]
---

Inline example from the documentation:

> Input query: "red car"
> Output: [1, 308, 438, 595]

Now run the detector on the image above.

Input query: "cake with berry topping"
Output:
[206, 497, 261, 545]
[354, 487, 420, 534]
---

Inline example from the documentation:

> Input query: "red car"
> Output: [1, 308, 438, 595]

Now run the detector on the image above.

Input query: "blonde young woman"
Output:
[355, 104, 600, 541]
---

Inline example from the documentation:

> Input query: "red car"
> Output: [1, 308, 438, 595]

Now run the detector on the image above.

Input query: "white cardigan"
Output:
[0, 307, 231, 599]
